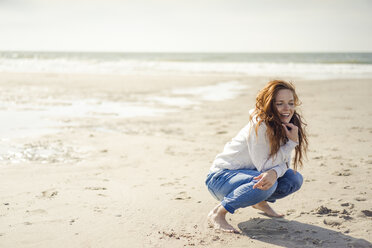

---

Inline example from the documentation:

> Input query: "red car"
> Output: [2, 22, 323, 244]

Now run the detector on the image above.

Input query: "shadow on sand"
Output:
[238, 218, 372, 248]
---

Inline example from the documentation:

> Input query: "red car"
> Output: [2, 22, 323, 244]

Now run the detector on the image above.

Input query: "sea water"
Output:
[1, 51, 372, 79]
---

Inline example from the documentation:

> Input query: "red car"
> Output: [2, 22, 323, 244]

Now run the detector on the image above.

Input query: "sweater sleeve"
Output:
[271, 163, 289, 179]
[246, 123, 298, 178]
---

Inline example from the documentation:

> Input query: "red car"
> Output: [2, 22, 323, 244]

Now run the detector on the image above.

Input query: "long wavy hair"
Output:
[250, 80, 308, 171]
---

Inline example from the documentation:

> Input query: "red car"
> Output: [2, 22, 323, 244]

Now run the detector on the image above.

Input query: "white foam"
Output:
[172, 81, 248, 101]
[1, 57, 372, 79]
[0, 110, 62, 139]
[0, 141, 84, 164]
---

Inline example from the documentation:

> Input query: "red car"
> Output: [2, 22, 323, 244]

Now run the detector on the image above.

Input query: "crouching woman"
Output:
[206, 80, 308, 233]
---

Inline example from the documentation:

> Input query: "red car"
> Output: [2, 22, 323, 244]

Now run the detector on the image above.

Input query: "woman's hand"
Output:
[282, 123, 299, 143]
[253, 169, 277, 190]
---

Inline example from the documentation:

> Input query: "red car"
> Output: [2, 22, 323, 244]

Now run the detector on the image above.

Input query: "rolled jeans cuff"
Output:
[221, 201, 235, 214]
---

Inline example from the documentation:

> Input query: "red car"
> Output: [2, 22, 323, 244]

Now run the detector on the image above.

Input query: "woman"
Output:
[205, 80, 308, 233]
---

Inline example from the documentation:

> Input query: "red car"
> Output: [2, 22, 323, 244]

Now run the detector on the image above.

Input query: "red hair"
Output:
[250, 80, 308, 170]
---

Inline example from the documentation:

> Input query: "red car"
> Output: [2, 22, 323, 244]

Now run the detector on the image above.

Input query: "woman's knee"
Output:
[292, 171, 303, 191]
[276, 170, 303, 195]
[286, 169, 304, 192]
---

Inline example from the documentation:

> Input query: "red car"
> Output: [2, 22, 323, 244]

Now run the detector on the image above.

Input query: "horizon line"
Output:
[1, 50, 372, 54]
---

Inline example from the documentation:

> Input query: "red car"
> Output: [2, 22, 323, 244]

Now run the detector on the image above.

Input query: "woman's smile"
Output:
[275, 89, 295, 124]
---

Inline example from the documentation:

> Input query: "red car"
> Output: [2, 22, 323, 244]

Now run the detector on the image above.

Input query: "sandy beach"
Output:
[0, 72, 371, 248]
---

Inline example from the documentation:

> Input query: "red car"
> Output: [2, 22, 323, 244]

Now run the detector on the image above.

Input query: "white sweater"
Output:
[210, 112, 298, 178]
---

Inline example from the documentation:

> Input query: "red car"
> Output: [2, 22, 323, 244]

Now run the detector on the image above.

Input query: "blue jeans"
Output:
[205, 169, 303, 214]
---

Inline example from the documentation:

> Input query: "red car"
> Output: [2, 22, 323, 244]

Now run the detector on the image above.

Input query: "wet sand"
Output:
[0, 72, 371, 247]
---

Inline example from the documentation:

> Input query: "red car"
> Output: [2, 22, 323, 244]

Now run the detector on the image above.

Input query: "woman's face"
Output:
[274, 89, 295, 124]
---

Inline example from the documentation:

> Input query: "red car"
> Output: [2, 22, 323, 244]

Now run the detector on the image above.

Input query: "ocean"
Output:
[1, 51, 372, 79]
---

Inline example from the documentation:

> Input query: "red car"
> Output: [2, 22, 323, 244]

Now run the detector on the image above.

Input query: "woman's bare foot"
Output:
[208, 204, 239, 233]
[252, 201, 284, 218]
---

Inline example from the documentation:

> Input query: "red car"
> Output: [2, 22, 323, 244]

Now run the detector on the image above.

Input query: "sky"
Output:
[1, 0, 372, 52]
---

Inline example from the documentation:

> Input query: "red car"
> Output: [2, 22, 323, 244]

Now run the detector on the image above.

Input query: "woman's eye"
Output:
[289, 103, 294, 106]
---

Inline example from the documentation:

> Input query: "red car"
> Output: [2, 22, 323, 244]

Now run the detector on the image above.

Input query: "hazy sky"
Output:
[1, 0, 371, 52]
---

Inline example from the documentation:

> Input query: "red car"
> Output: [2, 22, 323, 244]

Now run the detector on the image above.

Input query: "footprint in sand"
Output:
[286, 209, 296, 215]
[160, 182, 176, 187]
[361, 210, 372, 217]
[323, 218, 343, 227]
[332, 170, 352, 176]
[312, 155, 323, 160]
[94, 206, 106, 213]
[340, 203, 355, 210]
[354, 196, 367, 202]
[313, 206, 337, 215]
[312, 205, 353, 221]
[26, 209, 47, 215]
[161, 178, 186, 187]
[173, 191, 191, 200]
[69, 219, 77, 225]
[85, 187, 107, 190]
[39, 189, 58, 199]
[350, 126, 364, 132]
[216, 130, 227, 135]
[158, 229, 200, 246]
[343, 185, 355, 190]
